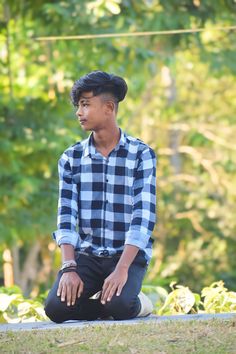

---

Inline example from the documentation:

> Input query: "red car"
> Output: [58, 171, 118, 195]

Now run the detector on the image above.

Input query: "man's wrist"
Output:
[115, 263, 129, 272]
[61, 267, 77, 275]
[61, 260, 77, 270]
[115, 244, 140, 271]
[60, 243, 76, 264]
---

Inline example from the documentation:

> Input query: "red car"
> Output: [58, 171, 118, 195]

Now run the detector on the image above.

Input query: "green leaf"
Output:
[105, 1, 121, 15]
[0, 294, 21, 312]
[17, 302, 32, 317]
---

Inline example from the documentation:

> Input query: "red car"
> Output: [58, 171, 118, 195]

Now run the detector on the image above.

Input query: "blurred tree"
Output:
[0, 0, 236, 294]
[136, 46, 236, 291]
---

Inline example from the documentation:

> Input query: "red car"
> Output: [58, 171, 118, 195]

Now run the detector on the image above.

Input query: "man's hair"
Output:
[70, 70, 128, 107]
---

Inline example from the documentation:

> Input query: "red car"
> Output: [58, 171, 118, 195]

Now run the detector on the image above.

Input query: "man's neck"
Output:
[92, 126, 120, 157]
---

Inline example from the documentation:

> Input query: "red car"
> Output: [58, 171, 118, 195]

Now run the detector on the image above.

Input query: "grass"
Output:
[0, 319, 236, 353]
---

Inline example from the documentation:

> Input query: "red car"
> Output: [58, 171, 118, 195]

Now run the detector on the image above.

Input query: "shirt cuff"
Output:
[52, 230, 79, 248]
[125, 229, 150, 250]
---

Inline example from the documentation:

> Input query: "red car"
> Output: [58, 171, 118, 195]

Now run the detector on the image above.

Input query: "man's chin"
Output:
[80, 125, 91, 131]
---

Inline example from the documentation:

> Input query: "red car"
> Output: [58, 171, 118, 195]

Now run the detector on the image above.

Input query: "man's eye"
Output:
[83, 103, 89, 107]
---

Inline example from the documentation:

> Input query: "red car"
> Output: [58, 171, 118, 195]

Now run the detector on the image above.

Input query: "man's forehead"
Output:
[79, 92, 94, 100]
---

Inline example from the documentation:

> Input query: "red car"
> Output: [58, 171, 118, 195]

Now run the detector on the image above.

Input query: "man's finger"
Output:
[101, 282, 113, 304]
[101, 281, 109, 303]
[71, 284, 77, 306]
[106, 284, 117, 302]
[66, 284, 72, 306]
[77, 280, 84, 298]
[57, 280, 62, 297]
[61, 284, 66, 302]
[116, 282, 124, 297]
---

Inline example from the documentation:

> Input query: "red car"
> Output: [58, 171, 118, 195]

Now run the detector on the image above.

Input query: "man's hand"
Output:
[101, 268, 128, 304]
[57, 272, 84, 306]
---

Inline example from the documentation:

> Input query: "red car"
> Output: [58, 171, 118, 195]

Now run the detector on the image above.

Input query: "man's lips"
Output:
[79, 119, 87, 124]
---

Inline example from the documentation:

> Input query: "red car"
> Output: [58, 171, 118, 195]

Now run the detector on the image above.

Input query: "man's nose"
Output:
[76, 106, 82, 117]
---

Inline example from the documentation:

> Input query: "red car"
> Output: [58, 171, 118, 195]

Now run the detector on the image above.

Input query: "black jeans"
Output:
[44, 252, 148, 323]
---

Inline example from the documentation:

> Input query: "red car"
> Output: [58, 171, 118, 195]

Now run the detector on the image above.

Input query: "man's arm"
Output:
[60, 243, 76, 263]
[53, 152, 83, 306]
[101, 244, 139, 304]
[125, 147, 156, 249]
[53, 152, 79, 247]
[101, 147, 156, 304]
[57, 244, 84, 307]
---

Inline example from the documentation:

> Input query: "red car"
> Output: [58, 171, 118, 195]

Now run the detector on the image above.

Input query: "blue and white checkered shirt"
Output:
[53, 129, 156, 262]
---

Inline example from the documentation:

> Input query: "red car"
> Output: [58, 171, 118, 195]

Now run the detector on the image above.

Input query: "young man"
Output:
[45, 71, 156, 323]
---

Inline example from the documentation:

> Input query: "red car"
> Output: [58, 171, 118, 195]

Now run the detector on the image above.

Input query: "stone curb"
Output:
[0, 313, 235, 332]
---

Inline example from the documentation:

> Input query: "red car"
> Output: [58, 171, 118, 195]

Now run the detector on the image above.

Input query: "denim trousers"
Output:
[44, 251, 148, 323]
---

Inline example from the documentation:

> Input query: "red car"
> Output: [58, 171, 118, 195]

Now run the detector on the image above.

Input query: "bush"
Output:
[1, 281, 236, 324]
[0, 286, 48, 323]
[142, 281, 236, 315]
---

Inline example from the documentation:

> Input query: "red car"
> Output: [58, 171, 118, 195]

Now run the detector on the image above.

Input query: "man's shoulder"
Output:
[125, 133, 156, 158]
[62, 136, 89, 158]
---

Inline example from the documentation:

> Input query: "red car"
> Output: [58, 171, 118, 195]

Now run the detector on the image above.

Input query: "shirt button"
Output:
[106, 178, 109, 182]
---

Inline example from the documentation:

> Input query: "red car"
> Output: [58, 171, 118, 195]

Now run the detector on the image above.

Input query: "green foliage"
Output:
[0, 286, 48, 323]
[1, 280, 236, 324]
[144, 43, 236, 291]
[202, 281, 236, 313]
[1, 0, 236, 294]
[0, 97, 78, 245]
[156, 282, 202, 315]
[142, 281, 236, 316]
[142, 284, 169, 310]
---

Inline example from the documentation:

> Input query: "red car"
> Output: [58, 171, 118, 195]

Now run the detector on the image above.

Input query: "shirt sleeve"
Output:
[125, 147, 156, 250]
[52, 152, 79, 247]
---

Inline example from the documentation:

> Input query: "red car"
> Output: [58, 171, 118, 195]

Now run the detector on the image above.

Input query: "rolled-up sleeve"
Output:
[52, 152, 79, 247]
[125, 147, 156, 249]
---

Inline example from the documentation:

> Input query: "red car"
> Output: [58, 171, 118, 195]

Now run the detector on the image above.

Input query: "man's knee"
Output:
[45, 294, 103, 322]
[105, 295, 139, 320]
[44, 294, 67, 323]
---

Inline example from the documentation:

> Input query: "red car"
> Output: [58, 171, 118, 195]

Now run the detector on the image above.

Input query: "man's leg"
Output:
[44, 254, 104, 323]
[103, 253, 148, 320]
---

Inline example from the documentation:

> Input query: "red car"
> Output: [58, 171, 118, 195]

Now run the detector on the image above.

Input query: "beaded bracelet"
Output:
[61, 260, 77, 270]
[61, 266, 77, 274]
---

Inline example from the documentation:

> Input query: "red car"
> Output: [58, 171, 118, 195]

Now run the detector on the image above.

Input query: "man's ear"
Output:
[105, 100, 116, 113]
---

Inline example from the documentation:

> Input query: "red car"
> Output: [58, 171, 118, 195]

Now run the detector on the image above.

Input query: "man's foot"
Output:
[137, 292, 154, 317]
[89, 291, 102, 300]
[100, 315, 114, 320]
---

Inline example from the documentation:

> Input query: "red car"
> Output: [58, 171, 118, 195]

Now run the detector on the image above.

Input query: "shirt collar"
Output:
[82, 135, 91, 158]
[83, 129, 126, 158]
[117, 128, 126, 148]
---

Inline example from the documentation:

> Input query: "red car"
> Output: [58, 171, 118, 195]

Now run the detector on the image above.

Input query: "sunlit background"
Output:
[1, 0, 236, 304]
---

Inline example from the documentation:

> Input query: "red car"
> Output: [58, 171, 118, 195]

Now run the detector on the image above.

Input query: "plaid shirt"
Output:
[53, 129, 156, 262]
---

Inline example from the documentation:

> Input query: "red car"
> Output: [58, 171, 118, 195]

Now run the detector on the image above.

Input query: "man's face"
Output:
[75, 92, 112, 131]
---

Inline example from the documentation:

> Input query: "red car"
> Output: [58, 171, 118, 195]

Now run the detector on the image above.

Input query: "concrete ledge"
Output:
[0, 313, 236, 332]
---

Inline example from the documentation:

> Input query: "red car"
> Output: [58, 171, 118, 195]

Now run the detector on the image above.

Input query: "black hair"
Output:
[70, 70, 128, 107]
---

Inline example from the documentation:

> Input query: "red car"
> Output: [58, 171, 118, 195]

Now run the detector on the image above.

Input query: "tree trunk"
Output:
[12, 245, 21, 286]
[19, 241, 41, 295]
[3, 249, 14, 287]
